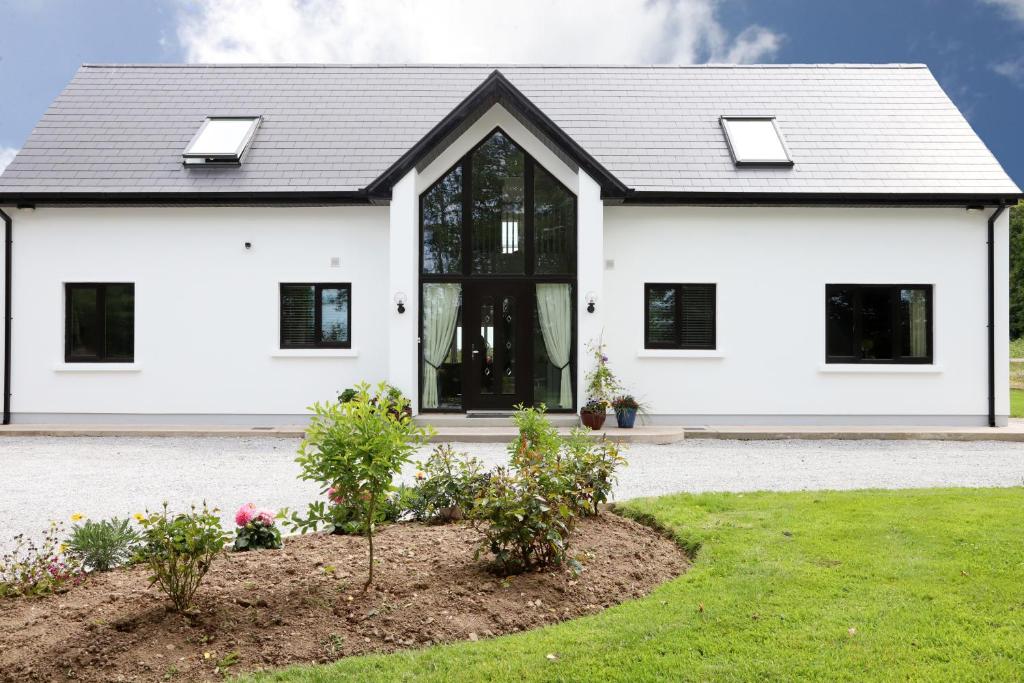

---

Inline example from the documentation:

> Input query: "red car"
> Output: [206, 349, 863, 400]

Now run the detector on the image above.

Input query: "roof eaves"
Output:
[363, 69, 630, 200]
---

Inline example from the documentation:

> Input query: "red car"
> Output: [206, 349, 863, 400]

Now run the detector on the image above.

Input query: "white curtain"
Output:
[422, 283, 461, 409]
[908, 290, 928, 358]
[536, 283, 573, 409]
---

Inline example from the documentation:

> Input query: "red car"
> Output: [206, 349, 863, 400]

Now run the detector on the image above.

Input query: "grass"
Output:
[1013, 389, 1024, 418]
[1010, 337, 1024, 359]
[245, 488, 1024, 682]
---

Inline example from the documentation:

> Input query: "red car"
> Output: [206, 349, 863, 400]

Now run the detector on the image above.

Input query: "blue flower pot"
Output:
[615, 407, 637, 428]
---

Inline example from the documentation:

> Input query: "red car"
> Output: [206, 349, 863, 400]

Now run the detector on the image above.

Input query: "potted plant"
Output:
[611, 395, 640, 428]
[580, 338, 620, 430]
[580, 398, 609, 430]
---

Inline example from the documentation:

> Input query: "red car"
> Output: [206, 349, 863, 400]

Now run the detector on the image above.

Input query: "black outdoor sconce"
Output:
[394, 291, 407, 314]
[585, 292, 597, 313]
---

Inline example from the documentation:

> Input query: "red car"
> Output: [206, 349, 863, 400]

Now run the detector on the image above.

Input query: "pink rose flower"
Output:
[255, 509, 275, 527]
[235, 502, 257, 527]
[327, 486, 344, 505]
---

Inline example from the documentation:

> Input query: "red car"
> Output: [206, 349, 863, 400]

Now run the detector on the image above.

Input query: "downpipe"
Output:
[1, 207, 10, 425]
[987, 202, 1008, 428]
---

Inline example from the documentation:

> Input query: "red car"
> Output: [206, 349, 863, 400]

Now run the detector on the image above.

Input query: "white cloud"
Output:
[175, 0, 782, 65]
[982, 0, 1024, 23]
[0, 147, 17, 174]
[993, 56, 1024, 83]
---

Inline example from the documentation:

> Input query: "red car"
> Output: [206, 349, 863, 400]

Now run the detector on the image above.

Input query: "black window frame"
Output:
[279, 283, 352, 350]
[825, 284, 934, 365]
[64, 282, 135, 363]
[643, 283, 717, 350]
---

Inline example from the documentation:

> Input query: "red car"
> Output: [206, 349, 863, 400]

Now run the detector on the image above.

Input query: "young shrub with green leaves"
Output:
[473, 405, 628, 573]
[136, 503, 231, 612]
[562, 428, 627, 515]
[283, 382, 432, 588]
[409, 444, 488, 523]
[66, 517, 140, 571]
[0, 521, 82, 598]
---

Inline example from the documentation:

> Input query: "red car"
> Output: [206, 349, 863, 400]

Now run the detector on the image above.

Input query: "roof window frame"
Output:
[719, 115, 794, 167]
[182, 116, 262, 166]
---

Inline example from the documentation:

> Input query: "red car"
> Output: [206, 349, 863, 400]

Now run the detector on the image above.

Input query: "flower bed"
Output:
[0, 513, 687, 682]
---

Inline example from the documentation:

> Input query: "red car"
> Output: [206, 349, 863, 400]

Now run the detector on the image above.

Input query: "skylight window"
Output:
[719, 116, 792, 166]
[183, 116, 261, 166]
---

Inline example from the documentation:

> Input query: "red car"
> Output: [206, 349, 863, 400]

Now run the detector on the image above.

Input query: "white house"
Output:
[0, 64, 1019, 426]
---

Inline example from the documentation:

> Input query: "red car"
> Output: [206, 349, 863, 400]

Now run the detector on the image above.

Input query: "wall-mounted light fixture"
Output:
[394, 291, 407, 314]
[244, 241, 252, 250]
[585, 291, 597, 314]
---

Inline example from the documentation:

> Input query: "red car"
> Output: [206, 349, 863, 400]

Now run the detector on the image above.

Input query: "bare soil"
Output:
[0, 513, 687, 682]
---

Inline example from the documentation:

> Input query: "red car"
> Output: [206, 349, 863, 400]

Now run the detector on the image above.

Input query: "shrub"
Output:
[0, 521, 82, 598]
[66, 517, 140, 571]
[562, 428, 627, 516]
[338, 382, 412, 421]
[233, 503, 282, 552]
[473, 406, 628, 573]
[284, 382, 432, 588]
[611, 395, 639, 411]
[137, 503, 231, 612]
[409, 444, 488, 523]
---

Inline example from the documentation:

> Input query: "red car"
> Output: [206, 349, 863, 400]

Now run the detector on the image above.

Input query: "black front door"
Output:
[463, 281, 531, 411]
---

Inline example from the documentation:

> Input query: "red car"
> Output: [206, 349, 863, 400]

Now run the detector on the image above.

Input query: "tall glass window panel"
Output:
[422, 166, 463, 274]
[472, 132, 525, 274]
[534, 283, 574, 409]
[534, 165, 576, 274]
[860, 287, 894, 360]
[67, 287, 99, 359]
[825, 286, 856, 359]
[320, 287, 350, 345]
[645, 285, 677, 347]
[899, 288, 930, 359]
[421, 283, 462, 410]
[103, 284, 135, 361]
[280, 285, 317, 347]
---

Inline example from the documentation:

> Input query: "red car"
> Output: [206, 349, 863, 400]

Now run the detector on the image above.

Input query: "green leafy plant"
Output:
[233, 504, 282, 552]
[66, 516, 140, 571]
[562, 428, 628, 515]
[283, 382, 432, 588]
[583, 338, 621, 412]
[136, 503, 231, 612]
[338, 382, 412, 421]
[409, 444, 488, 523]
[0, 521, 82, 598]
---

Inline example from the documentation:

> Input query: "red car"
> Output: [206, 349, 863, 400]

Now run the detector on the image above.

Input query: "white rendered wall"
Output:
[603, 206, 1009, 425]
[5, 205, 389, 423]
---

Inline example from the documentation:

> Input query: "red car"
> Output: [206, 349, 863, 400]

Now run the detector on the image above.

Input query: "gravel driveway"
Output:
[3, 436, 1024, 550]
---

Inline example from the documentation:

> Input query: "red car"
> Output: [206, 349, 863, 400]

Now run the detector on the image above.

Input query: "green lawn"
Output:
[1013, 388, 1024, 418]
[246, 488, 1024, 682]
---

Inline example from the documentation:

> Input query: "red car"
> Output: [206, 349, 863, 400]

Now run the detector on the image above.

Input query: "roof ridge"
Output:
[79, 62, 930, 70]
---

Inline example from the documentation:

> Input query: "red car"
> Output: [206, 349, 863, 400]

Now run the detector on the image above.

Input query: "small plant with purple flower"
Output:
[0, 520, 83, 598]
[233, 503, 282, 552]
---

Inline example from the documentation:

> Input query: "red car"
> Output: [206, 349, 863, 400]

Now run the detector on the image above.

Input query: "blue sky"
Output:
[0, 0, 1022, 186]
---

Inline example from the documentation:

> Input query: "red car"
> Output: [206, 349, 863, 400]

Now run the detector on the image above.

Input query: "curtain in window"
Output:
[908, 289, 928, 358]
[422, 283, 461, 409]
[536, 283, 573, 409]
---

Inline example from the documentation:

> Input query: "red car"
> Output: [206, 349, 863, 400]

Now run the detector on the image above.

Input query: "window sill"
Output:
[637, 349, 724, 359]
[54, 363, 142, 373]
[818, 363, 943, 374]
[271, 348, 359, 358]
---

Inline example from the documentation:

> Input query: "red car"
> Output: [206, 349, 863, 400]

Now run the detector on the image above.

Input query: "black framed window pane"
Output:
[471, 131, 525, 274]
[646, 285, 677, 347]
[103, 284, 134, 361]
[422, 166, 463, 274]
[860, 287, 894, 360]
[533, 165, 576, 275]
[826, 286, 856, 358]
[899, 287, 930, 359]
[281, 285, 316, 347]
[825, 284, 932, 364]
[320, 287, 350, 345]
[68, 287, 99, 358]
[680, 284, 715, 349]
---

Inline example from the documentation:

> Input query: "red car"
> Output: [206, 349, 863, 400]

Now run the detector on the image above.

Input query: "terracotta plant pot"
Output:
[580, 410, 607, 430]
